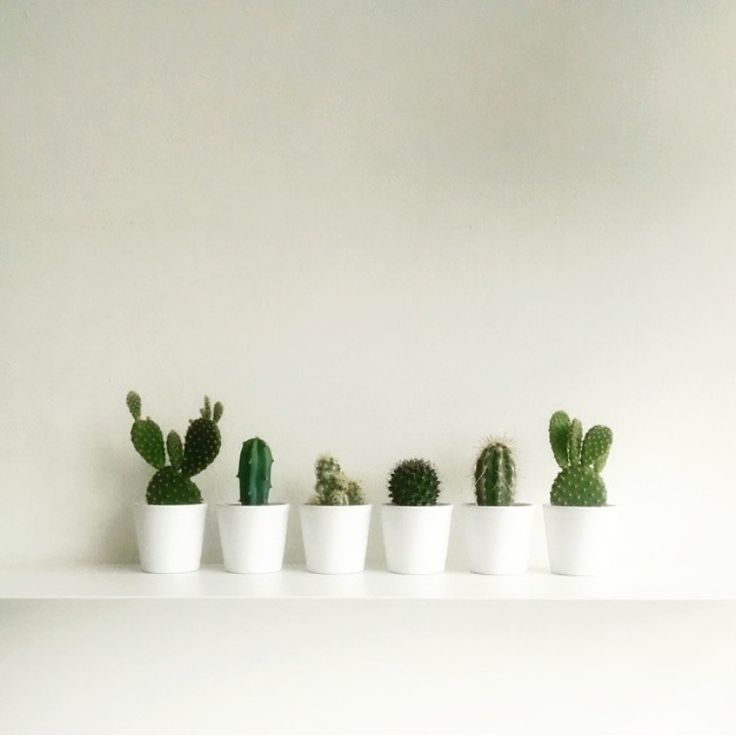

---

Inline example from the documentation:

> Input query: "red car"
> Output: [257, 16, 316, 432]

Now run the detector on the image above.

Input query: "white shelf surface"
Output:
[0, 564, 732, 601]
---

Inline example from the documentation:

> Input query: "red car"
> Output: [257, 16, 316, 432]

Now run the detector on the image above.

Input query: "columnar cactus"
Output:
[388, 459, 440, 506]
[474, 441, 516, 506]
[310, 454, 365, 505]
[238, 437, 274, 505]
[549, 410, 612, 506]
[126, 391, 224, 505]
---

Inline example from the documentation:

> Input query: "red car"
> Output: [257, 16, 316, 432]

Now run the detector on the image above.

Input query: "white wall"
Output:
[2, 1, 736, 571]
[0, 2, 736, 563]
[2, 600, 735, 734]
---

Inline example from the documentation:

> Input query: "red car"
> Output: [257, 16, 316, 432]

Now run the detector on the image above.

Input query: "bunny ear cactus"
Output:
[388, 459, 440, 506]
[549, 411, 612, 506]
[310, 454, 365, 505]
[474, 441, 516, 506]
[126, 392, 224, 505]
[181, 396, 223, 477]
[238, 437, 274, 505]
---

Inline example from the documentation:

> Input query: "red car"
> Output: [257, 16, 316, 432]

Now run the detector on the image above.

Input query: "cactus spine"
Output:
[126, 391, 224, 505]
[310, 454, 365, 505]
[474, 441, 516, 506]
[548, 410, 612, 506]
[388, 459, 440, 506]
[238, 437, 274, 505]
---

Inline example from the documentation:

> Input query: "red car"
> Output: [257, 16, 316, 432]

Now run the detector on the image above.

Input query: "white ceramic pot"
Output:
[543, 504, 617, 576]
[381, 504, 453, 575]
[217, 503, 289, 574]
[300, 504, 372, 574]
[463, 503, 535, 575]
[133, 503, 207, 574]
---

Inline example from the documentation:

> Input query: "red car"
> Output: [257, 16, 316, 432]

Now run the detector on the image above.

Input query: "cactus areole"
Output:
[548, 410, 612, 506]
[126, 391, 224, 504]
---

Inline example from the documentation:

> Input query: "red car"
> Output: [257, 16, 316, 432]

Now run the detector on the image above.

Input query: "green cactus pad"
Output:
[567, 419, 583, 466]
[238, 437, 274, 505]
[213, 401, 224, 423]
[181, 416, 222, 477]
[388, 459, 440, 506]
[549, 411, 571, 469]
[474, 441, 516, 506]
[146, 466, 202, 504]
[551, 466, 606, 506]
[166, 431, 183, 471]
[126, 391, 142, 420]
[130, 417, 166, 470]
[582, 425, 613, 472]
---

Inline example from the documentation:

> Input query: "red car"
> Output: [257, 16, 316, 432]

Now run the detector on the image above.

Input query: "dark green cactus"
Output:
[388, 459, 440, 506]
[181, 397, 223, 477]
[238, 437, 274, 505]
[126, 392, 224, 505]
[474, 441, 516, 506]
[310, 454, 365, 505]
[549, 410, 612, 506]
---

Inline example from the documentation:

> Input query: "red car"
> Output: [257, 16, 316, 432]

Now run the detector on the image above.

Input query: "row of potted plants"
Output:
[126, 393, 617, 577]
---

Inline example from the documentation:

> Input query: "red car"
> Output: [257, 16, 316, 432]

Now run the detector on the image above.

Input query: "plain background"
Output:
[2, 2, 736, 733]
[3, 0, 736, 572]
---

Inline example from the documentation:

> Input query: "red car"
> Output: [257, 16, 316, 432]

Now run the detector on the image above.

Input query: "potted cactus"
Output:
[300, 454, 371, 574]
[544, 410, 616, 576]
[217, 437, 288, 574]
[381, 459, 452, 574]
[125, 391, 223, 574]
[463, 440, 535, 575]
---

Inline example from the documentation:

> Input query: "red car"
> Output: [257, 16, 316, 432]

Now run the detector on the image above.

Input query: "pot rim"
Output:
[381, 502, 453, 508]
[462, 502, 534, 508]
[300, 502, 372, 509]
[133, 501, 207, 509]
[543, 503, 617, 509]
[217, 501, 289, 508]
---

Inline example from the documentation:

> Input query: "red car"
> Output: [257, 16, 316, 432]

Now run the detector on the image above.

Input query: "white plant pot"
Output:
[300, 504, 372, 574]
[463, 503, 535, 575]
[543, 504, 617, 576]
[381, 504, 453, 575]
[133, 503, 207, 574]
[217, 503, 289, 574]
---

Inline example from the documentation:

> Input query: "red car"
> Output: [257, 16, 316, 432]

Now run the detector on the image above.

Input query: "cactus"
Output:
[238, 437, 274, 505]
[388, 459, 440, 506]
[474, 441, 516, 506]
[548, 410, 612, 506]
[310, 454, 365, 505]
[126, 392, 224, 504]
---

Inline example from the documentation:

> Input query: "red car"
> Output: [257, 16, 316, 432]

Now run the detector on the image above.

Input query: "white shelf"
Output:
[0, 564, 732, 601]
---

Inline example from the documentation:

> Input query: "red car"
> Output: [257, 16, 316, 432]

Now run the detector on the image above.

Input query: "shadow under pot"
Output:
[463, 503, 535, 575]
[217, 503, 289, 574]
[134, 502, 207, 574]
[543, 504, 617, 576]
[381, 504, 453, 575]
[300, 504, 372, 574]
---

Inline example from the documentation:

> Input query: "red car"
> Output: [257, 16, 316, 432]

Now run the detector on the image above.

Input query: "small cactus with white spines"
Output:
[126, 391, 224, 504]
[310, 454, 365, 505]
[474, 440, 516, 506]
[549, 410, 612, 506]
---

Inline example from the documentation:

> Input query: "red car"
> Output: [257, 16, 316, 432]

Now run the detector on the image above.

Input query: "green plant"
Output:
[238, 437, 273, 505]
[126, 391, 224, 504]
[549, 410, 612, 506]
[310, 454, 365, 505]
[474, 440, 516, 506]
[388, 459, 440, 506]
